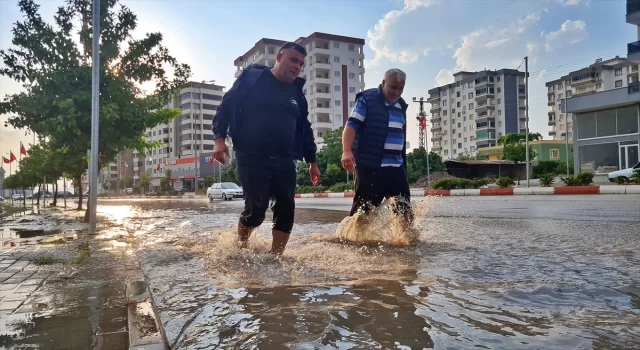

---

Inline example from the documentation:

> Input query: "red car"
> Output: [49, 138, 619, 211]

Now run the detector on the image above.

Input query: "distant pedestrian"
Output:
[340, 68, 414, 226]
[212, 42, 320, 255]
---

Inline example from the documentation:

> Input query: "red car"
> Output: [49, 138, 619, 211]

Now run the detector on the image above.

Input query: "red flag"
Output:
[209, 155, 214, 165]
[9, 152, 16, 162]
[20, 143, 27, 156]
[2, 157, 9, 164]
[156, 162, 161, 171]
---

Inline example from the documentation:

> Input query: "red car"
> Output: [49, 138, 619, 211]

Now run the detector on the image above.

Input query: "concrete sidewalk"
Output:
[0, 210, 168, 350]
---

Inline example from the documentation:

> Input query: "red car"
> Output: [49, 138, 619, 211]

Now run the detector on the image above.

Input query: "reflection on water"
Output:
[96, 201, 640, 349]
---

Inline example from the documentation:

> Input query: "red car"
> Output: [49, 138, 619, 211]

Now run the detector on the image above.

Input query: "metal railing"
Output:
[629, 41, 640, 55]
[629, 82, 640, 94]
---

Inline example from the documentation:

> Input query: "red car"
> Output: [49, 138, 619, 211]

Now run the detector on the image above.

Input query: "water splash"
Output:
[336, 198, 430, 247]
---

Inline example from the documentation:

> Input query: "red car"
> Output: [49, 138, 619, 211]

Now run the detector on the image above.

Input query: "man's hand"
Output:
[213, 138, 230, 165]
[309, 163, 321, 185]
[341, 151, 355, 173]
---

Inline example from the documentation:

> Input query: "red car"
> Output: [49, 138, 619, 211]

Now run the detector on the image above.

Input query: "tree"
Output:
[314, 127, 348, 186]
[0, 0, 190, 217]
[204, 176, 215, 188]
[160, 169, 172, 193]
[497, 132, 541, 184]
[406, 147, 446, 184]
[139, 173, 150, 193]
[221, 160, 239, 184]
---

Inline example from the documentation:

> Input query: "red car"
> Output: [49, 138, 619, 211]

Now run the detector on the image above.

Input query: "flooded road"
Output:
[95, 195, 640, 349]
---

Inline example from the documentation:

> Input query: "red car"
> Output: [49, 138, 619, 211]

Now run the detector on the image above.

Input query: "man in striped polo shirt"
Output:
[341, 68, 414, 226]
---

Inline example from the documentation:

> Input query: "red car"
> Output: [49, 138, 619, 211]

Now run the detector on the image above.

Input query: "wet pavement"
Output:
[1, 196, 638, 349]
[86, 195, 640, 349]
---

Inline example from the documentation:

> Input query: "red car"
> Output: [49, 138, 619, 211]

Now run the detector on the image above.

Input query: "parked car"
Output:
[12, 193, 24, 201]
[608, 161, 640, 182]
[207, 182, 243, 201]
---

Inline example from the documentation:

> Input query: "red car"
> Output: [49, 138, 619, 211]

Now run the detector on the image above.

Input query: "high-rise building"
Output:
[428, 69, 528, 160]
[564, 0, 640, 174]
[545, 56, 635, 142]
[233, 32, 366, 146]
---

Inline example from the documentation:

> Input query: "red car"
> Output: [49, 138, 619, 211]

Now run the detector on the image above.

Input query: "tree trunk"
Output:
[52, 183, 58, 206]
[76, 176, 83, 210]
[84, 199, 90, 222]
[36, 184, 41, 206]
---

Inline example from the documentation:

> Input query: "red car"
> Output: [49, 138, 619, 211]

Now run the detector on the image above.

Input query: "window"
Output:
[348, 58, 355, 66]
[550, 149, 560, 160]
[457, 122, 461, 127]
[349, 101, 355, 108]
[443, 90, 447, 96]
[470, 146, 475, 152]
[349, 87, 356, 93]
[463, 96, 466, 101]
[615, 68, 622, 76]
[443, 120, 447, 125]
[558, 93, 563, 99]
[498, 121, 502, 127]
[334, 56, 340, 63]
[349, 72, 356, 79]
[497, 87, 501, 93]
[335, 100, 341, 106]
[464, 137, 467, 142]
[457, 91, 461, 98]
[444, 140, 448, 145]
[334, 85, 341, 92]
[497, 76, 501, 82]
[268, 46, 275, 55]
[567, 91, 572, 98]
[596, 83, 602, 89]
[498, 110, 502, 116]
[334, 71, 340, 77]
[348, 44, 355, 51]
[469, 103, 473, 109]
[615, 80, 623, 88]
[497, 99, 501, 105]
[457, 102, 461, 108]
[333, 42, 340, 48]
[444, 150, 449, 156]
[558, 83, 563, 89]
[443, 110, 448, 116]
[458, 143, 462, 149]
[468, 92, 473, 98]
[443, 100, 447, 106]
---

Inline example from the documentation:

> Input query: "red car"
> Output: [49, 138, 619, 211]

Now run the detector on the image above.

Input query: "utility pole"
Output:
[88, 0, 101, 234]
[524, 56, 530, 188]
[564, 84, 570, 176]
[412, 97, 430, 186]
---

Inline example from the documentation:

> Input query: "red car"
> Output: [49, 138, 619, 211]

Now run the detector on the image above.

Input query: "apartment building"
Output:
[546, 56, 636, 142]
[233, 32, 366, 145]
[428, 69, 528, 160]
[564, 0, 640, 175]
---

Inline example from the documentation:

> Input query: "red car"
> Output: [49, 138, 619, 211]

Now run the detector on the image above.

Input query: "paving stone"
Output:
[21, 278, 44, 286]
[0, 300, 24, 311]
[97, 307, 128, 335]
[93, 332, 129, 350]
[0, 283, 19, 291]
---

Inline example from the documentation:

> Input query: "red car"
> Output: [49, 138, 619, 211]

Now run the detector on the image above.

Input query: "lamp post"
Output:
[413, 97, 430, 187]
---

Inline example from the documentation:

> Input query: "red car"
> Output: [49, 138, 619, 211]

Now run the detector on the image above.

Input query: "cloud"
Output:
[536, 69, 547, 81]
[365, 0, 434, 67]
[544, 20, 587, 52]
[556, 0, 590, 6]
[486, 38, 511, 48]
[435, 68, 455, 86]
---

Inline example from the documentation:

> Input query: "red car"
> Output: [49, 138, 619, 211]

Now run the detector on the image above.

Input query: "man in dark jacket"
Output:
[340, 68, 414, 226]
[212, 42, 320, 255]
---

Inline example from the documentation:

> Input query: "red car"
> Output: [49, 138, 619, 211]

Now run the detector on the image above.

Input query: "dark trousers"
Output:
[236, 152, 297, 233]
[349, 165, 413, 224]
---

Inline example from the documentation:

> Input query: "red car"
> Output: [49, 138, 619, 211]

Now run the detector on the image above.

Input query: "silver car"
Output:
[207, 182, 243, 201]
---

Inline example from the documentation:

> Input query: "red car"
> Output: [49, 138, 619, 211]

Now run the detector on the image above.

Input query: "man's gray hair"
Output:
[384, 68, 406, 82]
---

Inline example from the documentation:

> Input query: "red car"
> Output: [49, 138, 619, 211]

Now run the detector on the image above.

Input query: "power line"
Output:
[528, 49, 626, 76]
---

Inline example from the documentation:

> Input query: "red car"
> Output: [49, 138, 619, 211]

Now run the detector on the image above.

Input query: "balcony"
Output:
[476, 112, 495, 122]
[548, 116, 556, 126]
[573, 85, 598, 96]
[312, 60, 331, 70]
[476, 121, 496, 130]
[630, 82, 640, 94]
[312, 45, 331, 55]
[430, 104, 441, 112]
[627, 0, 640, 25]
[313, 75, 331, 85]
[430, 114, 441, 123]
[474, 77, 494, 86]
[432, 146, 442, 152]
[548, 106, 556, 115]
[475, 87, 495, 101]
[428, 95, 441, 102]
[234, 69, 244, 78]
[314, 105, 332, 114]
[547, 98, 555, 106]
[432, 135, 442, 142]
[566, 82, 640, 113]
[314, 89, 332, 99]
[475, 100, 495, 113]
[431, 124, 441, 132]
[549, 131, 556, 136]
[571, 73, 601, 86]
[629, 41, 640, 64]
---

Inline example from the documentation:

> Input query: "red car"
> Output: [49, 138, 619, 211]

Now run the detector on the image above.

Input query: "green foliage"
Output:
[497, 132, 543, 146]
[560, 172, 593, 186]
[431, 178, 489, 190]
[160, 169, 172, 192]
[496, 177, 515, 188]
[538, 173, 555, 187]
[221, 160, 239, 184]
[123, 176, 133, 188]
[533, 161, 575, 178]
[296, 185, 328, 193]
[632, 168, 640, 184]
[328, 182, 354, 192]
[406, 147, 446, 184]
[615, 176, 627, 185]
[205, 176, 215, 187]
[139, 172, 150, 192]
[0, 0, 190, 209]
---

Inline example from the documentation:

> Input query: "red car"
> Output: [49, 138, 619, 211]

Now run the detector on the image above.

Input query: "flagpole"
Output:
[20, 142, 24, 209]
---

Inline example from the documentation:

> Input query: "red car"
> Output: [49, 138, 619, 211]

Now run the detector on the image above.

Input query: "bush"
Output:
[538, 173, 555, 187]
[496, 177, 515, 188]
[615, 176, 628, 185]
[560, 175, 580, 186]
[431, 178, 489, 190]
[533, 161, 559, 178]
[328, 183, 354, 192]
[632, 168, 640, 184]
[576, 172, 594, 186]
[296, 185, 327, 194]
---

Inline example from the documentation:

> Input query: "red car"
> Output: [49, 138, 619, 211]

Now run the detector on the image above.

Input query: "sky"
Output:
[0, 0, 635, 170]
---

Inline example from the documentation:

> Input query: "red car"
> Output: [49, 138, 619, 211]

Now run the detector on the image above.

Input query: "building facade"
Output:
[428, 69, 528, 160]
[565, 1, 640, 174]
[233, 32, 366, 146]
[546, 56, 636, 142]
[476, 140, 574, 163]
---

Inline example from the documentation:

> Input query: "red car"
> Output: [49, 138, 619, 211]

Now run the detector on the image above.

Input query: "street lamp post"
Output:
[412, 97, 430, 187]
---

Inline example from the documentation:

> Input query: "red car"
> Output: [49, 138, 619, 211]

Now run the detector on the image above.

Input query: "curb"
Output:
[293, 185, 640, 198]
[126, 279, 170, 350]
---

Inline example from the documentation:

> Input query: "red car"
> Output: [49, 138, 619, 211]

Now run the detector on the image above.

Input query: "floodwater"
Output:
[91, 198, 640, 349]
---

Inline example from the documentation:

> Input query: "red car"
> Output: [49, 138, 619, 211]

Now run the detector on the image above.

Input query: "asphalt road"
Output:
[205, 194, 640, 222]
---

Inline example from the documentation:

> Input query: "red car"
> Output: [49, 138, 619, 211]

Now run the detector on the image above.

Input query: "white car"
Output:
[608, 162, 640, 182]
[207, 182, 243, 201]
